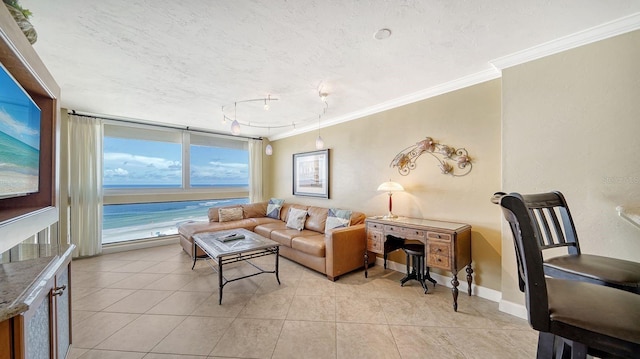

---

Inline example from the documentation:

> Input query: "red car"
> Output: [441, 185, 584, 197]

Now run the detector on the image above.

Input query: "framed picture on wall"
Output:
[293, 149, 329, 198]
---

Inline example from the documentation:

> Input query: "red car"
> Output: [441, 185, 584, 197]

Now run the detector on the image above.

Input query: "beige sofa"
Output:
[178, 202, 367, 281]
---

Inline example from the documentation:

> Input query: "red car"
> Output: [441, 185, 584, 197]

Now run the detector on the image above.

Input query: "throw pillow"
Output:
[324, 208, 352, 232]
[286, 207, 308, 231]
[218, 207, 243, 222]
[266, 198, 284, 219]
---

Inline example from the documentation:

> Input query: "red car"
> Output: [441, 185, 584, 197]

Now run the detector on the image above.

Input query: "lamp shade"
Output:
[230, 120, 241, 135]
[377, 181, 404, 192]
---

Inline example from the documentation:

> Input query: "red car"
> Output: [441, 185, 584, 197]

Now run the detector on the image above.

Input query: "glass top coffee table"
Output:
[192, 228, 281, 304]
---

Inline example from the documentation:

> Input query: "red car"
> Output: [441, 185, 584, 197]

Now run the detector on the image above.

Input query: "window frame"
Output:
[101, 121, 250, 242]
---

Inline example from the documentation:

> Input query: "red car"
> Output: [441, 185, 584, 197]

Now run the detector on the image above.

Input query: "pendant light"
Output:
[230, 102, 240, 135]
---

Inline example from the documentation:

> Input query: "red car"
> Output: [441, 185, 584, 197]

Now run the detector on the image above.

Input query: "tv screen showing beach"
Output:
[0, 65, 41, 199]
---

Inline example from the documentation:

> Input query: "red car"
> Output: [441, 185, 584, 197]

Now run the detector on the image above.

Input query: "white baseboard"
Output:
[499, 299, 528, 320]
[101, 235, 180, 254]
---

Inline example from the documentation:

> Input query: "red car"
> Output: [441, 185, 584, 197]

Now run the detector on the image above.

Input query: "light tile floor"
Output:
[68, 244, 538, 359]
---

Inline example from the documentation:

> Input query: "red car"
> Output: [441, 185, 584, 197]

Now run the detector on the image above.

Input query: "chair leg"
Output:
[568, 341, 587, 359]
[537, 333, 588, 359]
[537, 332, 556, 359]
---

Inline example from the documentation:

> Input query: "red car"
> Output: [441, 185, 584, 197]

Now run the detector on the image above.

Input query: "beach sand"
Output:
[102, 217, 207, 244]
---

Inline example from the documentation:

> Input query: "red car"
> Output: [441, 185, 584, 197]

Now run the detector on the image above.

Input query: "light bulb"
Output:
[265, 144, 273, 155]
[264, 100, 270, 111]
[315, 135, 324, 149]
[231, 120, 241, 135]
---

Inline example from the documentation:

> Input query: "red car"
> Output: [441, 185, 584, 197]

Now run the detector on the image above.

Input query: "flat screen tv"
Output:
[0, 63, 41, 199]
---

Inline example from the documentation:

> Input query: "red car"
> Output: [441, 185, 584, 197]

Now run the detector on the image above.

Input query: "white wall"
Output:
[501, 29, 640, 304]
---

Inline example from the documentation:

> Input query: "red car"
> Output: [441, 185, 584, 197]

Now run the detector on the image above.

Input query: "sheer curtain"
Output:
[248, 139, 263, 203]
[68, 114, 103, 257]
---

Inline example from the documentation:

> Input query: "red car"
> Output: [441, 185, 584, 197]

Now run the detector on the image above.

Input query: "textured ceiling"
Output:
[21, 0, 640, 139]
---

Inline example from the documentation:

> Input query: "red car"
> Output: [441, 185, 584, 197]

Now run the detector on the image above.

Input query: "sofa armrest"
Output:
[325, 223, 366, 281]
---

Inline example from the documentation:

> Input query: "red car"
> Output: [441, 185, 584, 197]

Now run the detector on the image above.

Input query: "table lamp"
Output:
[377, 180, 404, 219]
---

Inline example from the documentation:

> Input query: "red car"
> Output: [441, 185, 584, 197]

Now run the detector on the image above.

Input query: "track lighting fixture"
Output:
[221, 90, 331, 151]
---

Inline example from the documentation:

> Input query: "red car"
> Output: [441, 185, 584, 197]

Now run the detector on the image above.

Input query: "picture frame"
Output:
[293, 149, 329, 198]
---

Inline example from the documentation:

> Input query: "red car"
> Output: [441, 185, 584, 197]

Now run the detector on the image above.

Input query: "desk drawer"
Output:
[427, 241, 451, 269]
[367, 230, 384, 254]
[383, 225, 427, 240]
[427, 231, 451, 241]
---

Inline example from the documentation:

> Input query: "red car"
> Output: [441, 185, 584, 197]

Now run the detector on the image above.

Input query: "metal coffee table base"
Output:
[193, 244, 280, 304]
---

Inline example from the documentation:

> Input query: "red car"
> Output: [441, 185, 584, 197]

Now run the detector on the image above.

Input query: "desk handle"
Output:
[52, 285, 67, 297]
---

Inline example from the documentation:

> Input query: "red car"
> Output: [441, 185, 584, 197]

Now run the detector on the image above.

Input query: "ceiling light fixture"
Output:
[230, 102, 241, 135]
[264, 94, 271, 111]
[315, 115, 324, 150]
[220, 91, 333, 141]
[374, 28, 392, 40]
[315, 91, 328, 150]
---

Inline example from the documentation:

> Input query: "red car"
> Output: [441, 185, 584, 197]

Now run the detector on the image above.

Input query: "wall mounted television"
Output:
[0, 63, 41, 200]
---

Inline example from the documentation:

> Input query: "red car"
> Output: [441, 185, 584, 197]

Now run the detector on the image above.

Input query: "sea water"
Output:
[102, 197, 249, 244]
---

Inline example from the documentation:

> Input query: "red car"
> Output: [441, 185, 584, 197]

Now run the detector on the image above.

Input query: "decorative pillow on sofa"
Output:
[286, 207, 307, 231]
[218, 207, 243, 222]
[324, 208, 352, 232]
[266, 198, 284, 219]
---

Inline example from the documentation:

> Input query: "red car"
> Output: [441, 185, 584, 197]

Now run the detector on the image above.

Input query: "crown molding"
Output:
[269, 68, 500, 141]
[491, 12, 640, 70]
[270, 13, 640, 142]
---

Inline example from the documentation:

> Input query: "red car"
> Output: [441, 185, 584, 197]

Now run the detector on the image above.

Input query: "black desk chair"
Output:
[493, 191, 640, 294]
[499, 193, 640, 358]
[386, 235, 437, 293]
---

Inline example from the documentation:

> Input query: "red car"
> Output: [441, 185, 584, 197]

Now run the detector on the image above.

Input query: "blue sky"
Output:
[0, 67, 40, 149]
[103, 137, 249, 186]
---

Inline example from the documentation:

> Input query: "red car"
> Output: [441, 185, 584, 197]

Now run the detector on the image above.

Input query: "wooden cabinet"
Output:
[365, 217, 472, 311]
[1, 251, 72, 359]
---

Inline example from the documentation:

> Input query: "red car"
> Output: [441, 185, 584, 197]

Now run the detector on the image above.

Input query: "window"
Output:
[102, 123, 250, 244]
[104, 131, 182, 188]
[189, 134, 249, 188]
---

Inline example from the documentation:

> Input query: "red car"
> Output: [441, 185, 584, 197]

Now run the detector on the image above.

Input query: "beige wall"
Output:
[501, 30, 640, 304]
[267, 80, 503, 291]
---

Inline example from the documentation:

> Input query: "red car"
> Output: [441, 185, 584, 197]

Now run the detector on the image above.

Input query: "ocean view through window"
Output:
[102, 123, 250, 244]
[102, 197, 248, 244]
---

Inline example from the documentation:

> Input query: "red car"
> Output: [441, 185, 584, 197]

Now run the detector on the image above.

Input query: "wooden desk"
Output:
[364, 217, 472, 311]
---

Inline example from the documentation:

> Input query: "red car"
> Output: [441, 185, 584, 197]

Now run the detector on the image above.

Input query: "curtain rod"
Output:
[68, 110, 263, 141]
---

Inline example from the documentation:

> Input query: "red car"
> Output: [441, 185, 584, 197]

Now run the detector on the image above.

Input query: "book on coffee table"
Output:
[216, 232, 245, 242]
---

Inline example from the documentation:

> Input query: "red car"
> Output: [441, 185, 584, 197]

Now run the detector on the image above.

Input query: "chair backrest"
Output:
[499, 193, 552, 331]
[519, 191, 581, 256]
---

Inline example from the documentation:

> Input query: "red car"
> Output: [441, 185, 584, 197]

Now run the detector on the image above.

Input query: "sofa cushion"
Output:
[242, 202, 267, 218]
[350, 211, 366, 225]
[208, 204, 238, 222]
[280, 203, 307, 222]
[286, 207, 307, 231]
[179, 218, 257, 239]
[178, 221, 217, 239]
[266, 198, 284, 219]
[271, 228, 318, 248]
[254, 221, 288, 238]
[219, 207, 243, 222]
[305, 206, 328, 233]
[291, 235, 326, 257]
[324, 208, 352, 232]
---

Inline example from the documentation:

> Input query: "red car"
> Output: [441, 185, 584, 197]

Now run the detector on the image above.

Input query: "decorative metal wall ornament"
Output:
[390, 137, 472, 176]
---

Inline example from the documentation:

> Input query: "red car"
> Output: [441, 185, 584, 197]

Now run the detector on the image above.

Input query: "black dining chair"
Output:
[493, 191, 640, 294]
[499, 193, 640, 358]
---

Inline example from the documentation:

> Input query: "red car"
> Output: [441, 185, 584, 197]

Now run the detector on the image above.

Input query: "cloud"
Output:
[104, 152, 181, 170]
[191, 161, 248, 180]
[104, 168, 128, 177]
